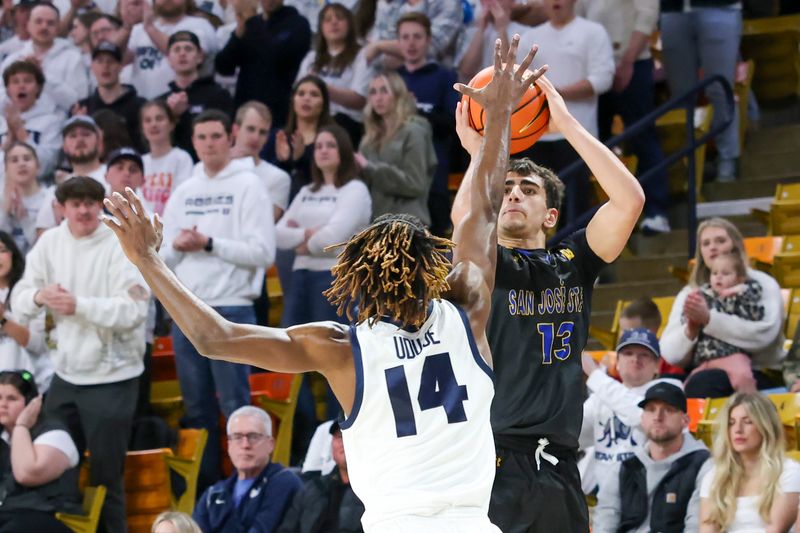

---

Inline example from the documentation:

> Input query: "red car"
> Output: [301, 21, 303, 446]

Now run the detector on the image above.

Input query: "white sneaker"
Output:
[640, 215, 671, 235]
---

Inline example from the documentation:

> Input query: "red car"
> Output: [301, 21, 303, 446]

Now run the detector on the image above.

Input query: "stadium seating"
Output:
[249, 372, 303, 467]
[56, 485, 106, 533]
[588, 296, 676, 351]
[164, 429, 208, 514]
[124, 448, 173, 533]
[774, 235, 800, 288]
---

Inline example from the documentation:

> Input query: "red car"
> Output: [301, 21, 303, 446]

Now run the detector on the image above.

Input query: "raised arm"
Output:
[536, 75, 645, 262]
[447, 37, 545, 360]
[101, 189, 348, 377]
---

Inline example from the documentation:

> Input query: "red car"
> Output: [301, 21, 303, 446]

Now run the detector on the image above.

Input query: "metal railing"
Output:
[547, 74, 735, 258]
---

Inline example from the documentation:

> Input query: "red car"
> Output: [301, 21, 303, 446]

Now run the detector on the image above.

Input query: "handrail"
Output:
[547, 74, 735, 258]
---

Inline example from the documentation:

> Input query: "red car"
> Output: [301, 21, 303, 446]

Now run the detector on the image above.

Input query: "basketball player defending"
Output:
[103, 38, 544, 532]
[452, 75, 646, 531]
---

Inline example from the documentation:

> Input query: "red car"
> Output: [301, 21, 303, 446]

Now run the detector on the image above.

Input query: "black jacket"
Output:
[276, 470, 364, 533]
[77, 85, 146, 152]
[159, 76, 234, 161]
[0, 416, 81, 515]
[215, 6, 311, 127]
[618, 449, 710, 533]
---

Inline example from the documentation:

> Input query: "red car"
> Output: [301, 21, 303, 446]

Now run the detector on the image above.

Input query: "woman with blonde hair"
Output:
[355, 70, 435, 226]
[660, 218, 785, 398]
[151, 511, 202, 533]
[700, 392, 800, 532]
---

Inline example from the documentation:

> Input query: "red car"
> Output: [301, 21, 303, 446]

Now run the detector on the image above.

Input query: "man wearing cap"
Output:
[125, 0, 217, 99]
[593, 382, 712, 532]
[34, 115, 106, 233]
[159, 30, 232, 161]
[277, 420, 365, 532]
[12, 175, 149, 533]
[73, 41, 146, 152]
[193, 405, 301, 533]
[579, 328, 683, 495]
[0, 2, 88, 113]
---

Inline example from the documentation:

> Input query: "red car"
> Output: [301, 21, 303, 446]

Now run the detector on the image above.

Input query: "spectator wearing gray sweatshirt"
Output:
[593, 383, 711, 533]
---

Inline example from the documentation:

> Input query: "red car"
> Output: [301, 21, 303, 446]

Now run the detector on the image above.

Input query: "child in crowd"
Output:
[620, 297, 685, 377]
[688, 252, 764, 392]
[139, 100, 193, 216]
[0, 142, 48, 254]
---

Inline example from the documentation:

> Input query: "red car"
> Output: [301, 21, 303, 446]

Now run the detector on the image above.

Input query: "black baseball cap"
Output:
[62, 115, 98, 136]
[638, 382, 687, 413]
[168, 30, 201, 51]
[107, 147, 143, 173]
[13, 0, 39, 8]
[92, 41, 122, 62]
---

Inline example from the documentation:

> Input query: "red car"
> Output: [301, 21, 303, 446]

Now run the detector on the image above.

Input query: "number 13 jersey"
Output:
[341, 298, 495, 527]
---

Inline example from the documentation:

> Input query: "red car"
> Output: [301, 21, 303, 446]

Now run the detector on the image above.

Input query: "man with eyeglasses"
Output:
[193, 405, 302, 533]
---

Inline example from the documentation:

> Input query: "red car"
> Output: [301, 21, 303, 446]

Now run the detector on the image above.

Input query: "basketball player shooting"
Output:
[102, 37, 545, 532]
[452, 41, 647, 533]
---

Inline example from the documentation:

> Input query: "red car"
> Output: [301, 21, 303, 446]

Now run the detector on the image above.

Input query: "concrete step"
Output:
[592, 278, 685, 314]
[740, 152, 800, 181]
[606, 252, 688, 283]
[628, 229, 690, 256]
[704, 176, 795, 201]
[743, 124, 800, 155]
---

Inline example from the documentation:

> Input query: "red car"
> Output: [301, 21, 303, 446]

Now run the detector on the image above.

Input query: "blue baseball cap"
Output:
[616, 328, 660, 358]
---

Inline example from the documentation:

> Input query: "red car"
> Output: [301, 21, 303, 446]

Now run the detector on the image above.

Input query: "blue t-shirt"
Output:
[233, 478, 256, 508]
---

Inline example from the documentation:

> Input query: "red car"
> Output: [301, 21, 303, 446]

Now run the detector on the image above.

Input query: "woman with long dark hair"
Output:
[296, 3, 371, 146]
[275, 75, 335, 203]
[0, 370, 79, 532]
[0, 231, 48, 392]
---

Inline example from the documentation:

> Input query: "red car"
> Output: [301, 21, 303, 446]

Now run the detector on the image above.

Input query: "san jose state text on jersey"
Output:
[507, 285, 586, 317]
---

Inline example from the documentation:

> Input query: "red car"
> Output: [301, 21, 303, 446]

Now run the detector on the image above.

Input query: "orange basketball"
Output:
[464, 65, 549, 154]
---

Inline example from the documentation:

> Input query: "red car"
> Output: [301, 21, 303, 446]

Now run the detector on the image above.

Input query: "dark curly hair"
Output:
[324, 214, 454, 328]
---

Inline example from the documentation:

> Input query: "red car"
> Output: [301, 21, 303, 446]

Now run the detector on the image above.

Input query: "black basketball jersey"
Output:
[489, 230, 607, 452]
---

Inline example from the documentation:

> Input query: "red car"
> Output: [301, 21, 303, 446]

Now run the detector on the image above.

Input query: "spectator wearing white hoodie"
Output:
[578, 328, 682, 496]
[0, 60, 63, 179]
[11, 176, 149, 533]
[0, 3, 89, 114]
[160, 109, 275, 493]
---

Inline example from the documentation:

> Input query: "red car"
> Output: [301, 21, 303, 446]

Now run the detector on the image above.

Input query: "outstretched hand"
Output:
[454, 35, 547, 114]
[102, 188, 164, 267]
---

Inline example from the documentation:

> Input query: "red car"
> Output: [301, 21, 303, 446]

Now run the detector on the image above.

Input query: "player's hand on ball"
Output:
[454, 100, 482, 156]
[534, 75, 570, 135]
[453, 35, 547, 112]
[103, 188, 164, 266]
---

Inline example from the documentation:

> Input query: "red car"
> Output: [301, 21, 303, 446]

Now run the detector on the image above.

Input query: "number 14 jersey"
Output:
[341, 299, 495, 527]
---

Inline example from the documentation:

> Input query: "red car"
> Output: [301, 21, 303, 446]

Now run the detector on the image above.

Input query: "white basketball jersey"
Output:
[341, 299, 496, 527]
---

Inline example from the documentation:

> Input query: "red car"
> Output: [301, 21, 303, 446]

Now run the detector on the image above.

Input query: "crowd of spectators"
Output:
[0, 0, 792, 531]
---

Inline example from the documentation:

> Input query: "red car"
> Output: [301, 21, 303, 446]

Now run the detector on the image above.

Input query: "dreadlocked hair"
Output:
[324, 214, 454, 329]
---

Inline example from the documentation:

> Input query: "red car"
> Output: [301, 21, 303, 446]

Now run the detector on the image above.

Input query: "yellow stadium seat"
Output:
[769, 393, 800, 450]
[774, 235, 800, 289]
[56, 485, 106, 533]
[266, 265, 283, 327]
[786, 289, 800, 339]
[250, 373, 303, 467]
[125, 448, 174, 533]
[165, 429, 208, 515]
[590, 296, 676, 350]
[150, 379, 183, 428]
[655, 105, 713, 200]
[770, 184, 800, 237]
[741, 15, 800, 101]
[696, 397, 729, 448]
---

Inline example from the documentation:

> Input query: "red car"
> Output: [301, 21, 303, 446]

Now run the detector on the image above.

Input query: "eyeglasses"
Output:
[227, 432, 268, 445]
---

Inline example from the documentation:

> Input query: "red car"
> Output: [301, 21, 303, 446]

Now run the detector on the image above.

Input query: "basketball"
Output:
[464, 65, 549, 154]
